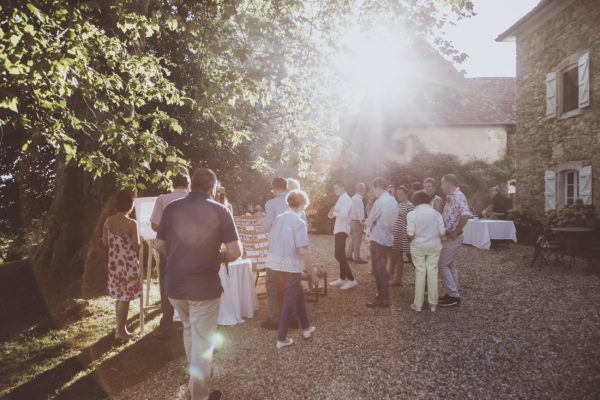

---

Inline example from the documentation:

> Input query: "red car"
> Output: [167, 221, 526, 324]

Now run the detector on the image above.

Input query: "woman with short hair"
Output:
[406, 190, 445, 312]
[265, 189, 318, 348]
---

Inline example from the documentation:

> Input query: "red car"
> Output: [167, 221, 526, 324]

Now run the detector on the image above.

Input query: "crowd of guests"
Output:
[325, 174, 470, 310]
[101, 167, 497, 400]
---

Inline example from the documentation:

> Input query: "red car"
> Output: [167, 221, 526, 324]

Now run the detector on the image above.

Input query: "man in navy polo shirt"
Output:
[156, 168, 241, 400]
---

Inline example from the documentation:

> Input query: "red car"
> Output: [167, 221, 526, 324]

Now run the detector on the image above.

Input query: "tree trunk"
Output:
[32, 161, 116, 324]
[30, 0, 151, 324]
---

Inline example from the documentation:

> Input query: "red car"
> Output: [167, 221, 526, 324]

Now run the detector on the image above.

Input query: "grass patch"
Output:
[0, 260, 162, 398]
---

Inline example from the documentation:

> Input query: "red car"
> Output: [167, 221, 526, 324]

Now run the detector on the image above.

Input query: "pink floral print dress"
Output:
[107, 232, 142, 301]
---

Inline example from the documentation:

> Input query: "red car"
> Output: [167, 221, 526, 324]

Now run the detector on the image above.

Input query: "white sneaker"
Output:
[430, 305, 437, 312]
[410, 303, 422, 312]
[276, 337, 294, 349]
[329, 278, 347, 287]
[340, 280, 358, 290]
[302, 326, 316, 339]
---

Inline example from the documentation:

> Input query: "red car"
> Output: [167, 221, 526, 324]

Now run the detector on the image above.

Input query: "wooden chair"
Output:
[235, 215, 269, 296]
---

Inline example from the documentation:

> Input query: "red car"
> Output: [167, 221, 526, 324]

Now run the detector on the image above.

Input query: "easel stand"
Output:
[138, 238, 161, 333]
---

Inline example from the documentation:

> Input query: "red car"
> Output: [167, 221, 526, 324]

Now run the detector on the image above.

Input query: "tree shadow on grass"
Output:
[4, 309, 185, 400]
[0, 259, 57, 341]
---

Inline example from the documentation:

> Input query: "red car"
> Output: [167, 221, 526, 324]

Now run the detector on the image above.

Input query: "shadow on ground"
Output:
[0, 260, 56, 340]
[4, 310, 185, 400]
[1, 260, 184, 400]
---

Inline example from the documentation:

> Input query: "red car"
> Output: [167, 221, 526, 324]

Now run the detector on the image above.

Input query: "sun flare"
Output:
[335, 27, 418, 107]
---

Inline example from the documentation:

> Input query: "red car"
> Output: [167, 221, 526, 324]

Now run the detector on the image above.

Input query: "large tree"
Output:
[0, 0, 473, 317]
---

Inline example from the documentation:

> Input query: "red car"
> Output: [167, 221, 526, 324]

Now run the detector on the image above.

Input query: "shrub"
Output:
[507, 209, 542, 245]
[544, 202, 595, 229]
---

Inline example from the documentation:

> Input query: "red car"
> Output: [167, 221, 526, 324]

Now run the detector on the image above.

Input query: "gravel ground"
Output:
[115, 234, 600, 400]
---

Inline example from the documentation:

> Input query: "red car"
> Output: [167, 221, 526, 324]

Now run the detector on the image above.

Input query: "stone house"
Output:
[384, 77, 516, 164]
[344, 42, 516, 172]
[497, 0, 600, 218]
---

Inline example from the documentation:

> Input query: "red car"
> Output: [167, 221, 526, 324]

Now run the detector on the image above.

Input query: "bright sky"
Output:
[442, 0, 541, 77]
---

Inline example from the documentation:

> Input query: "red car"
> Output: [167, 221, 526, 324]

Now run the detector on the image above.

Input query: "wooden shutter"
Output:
[546, 72, 557, 117]
[578, 52, 590, 108]
[544, 170, 556, 212]
[579, 165, 592, 205]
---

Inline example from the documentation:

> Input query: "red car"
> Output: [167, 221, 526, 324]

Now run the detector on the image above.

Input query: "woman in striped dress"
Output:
[389, 186, 414, 286]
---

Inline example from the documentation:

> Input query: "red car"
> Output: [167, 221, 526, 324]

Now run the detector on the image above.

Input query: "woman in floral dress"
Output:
[102, 190, 142, 341]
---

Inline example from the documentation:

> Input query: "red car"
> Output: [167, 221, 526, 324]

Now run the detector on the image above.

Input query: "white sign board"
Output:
[134, 197, 157, 240]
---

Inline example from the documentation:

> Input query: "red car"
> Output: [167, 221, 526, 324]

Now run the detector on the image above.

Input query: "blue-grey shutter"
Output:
[579, 165, 592, 205]
[545, 170, 556, 212]
[546, 72, 557, 117]
[578, 52, 590, 108]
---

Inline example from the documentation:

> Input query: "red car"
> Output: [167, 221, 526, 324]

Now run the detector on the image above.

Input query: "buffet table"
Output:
[463, 219, 517, 250]
[217, 258, 259, 326]
[172, 258, 258, 326]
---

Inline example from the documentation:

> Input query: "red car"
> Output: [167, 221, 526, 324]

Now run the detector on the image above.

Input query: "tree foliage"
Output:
[1, 0, 187, 190]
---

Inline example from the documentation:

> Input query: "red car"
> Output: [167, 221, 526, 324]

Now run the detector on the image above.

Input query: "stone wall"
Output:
[514, 0, 600, 219]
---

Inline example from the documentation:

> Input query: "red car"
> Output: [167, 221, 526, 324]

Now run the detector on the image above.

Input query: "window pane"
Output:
[563, 170, 579, 206]
[563, 67, 578, 112]
[567, 183, 574, 200]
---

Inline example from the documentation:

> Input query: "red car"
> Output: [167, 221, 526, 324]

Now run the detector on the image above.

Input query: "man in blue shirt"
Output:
[258, 177, 289, 329]
[156, 168, 241, 400]
[365, 177, 398, 307]
[150, 171, 190, 337]
[259, 176, 289, 233]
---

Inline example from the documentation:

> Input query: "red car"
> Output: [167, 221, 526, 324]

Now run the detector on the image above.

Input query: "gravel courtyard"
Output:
[115, 234, 600, 400]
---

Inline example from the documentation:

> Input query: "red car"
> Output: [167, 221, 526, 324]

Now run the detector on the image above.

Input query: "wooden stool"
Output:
[301, 269, 328, 302]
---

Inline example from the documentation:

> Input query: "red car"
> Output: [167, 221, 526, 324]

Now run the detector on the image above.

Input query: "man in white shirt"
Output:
[346, 182, 367, 264]
[364, 177, 398, 307]
[328, 181, 357, 290]
[150, 172, 190, 337]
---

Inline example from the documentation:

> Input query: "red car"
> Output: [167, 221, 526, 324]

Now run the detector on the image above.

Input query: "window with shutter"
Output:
[547, 51, 591, 118]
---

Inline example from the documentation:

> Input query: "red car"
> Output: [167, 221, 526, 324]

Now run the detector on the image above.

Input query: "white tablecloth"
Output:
[173, 258, 258, 326]
[218, 258, 259, 326]
[463, 219, 517, 250]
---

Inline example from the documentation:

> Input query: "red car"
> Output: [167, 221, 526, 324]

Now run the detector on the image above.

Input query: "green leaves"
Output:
[2, 0, 189, 190]
[25, 3, 46, 23]
[0, 97, 18, 112]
